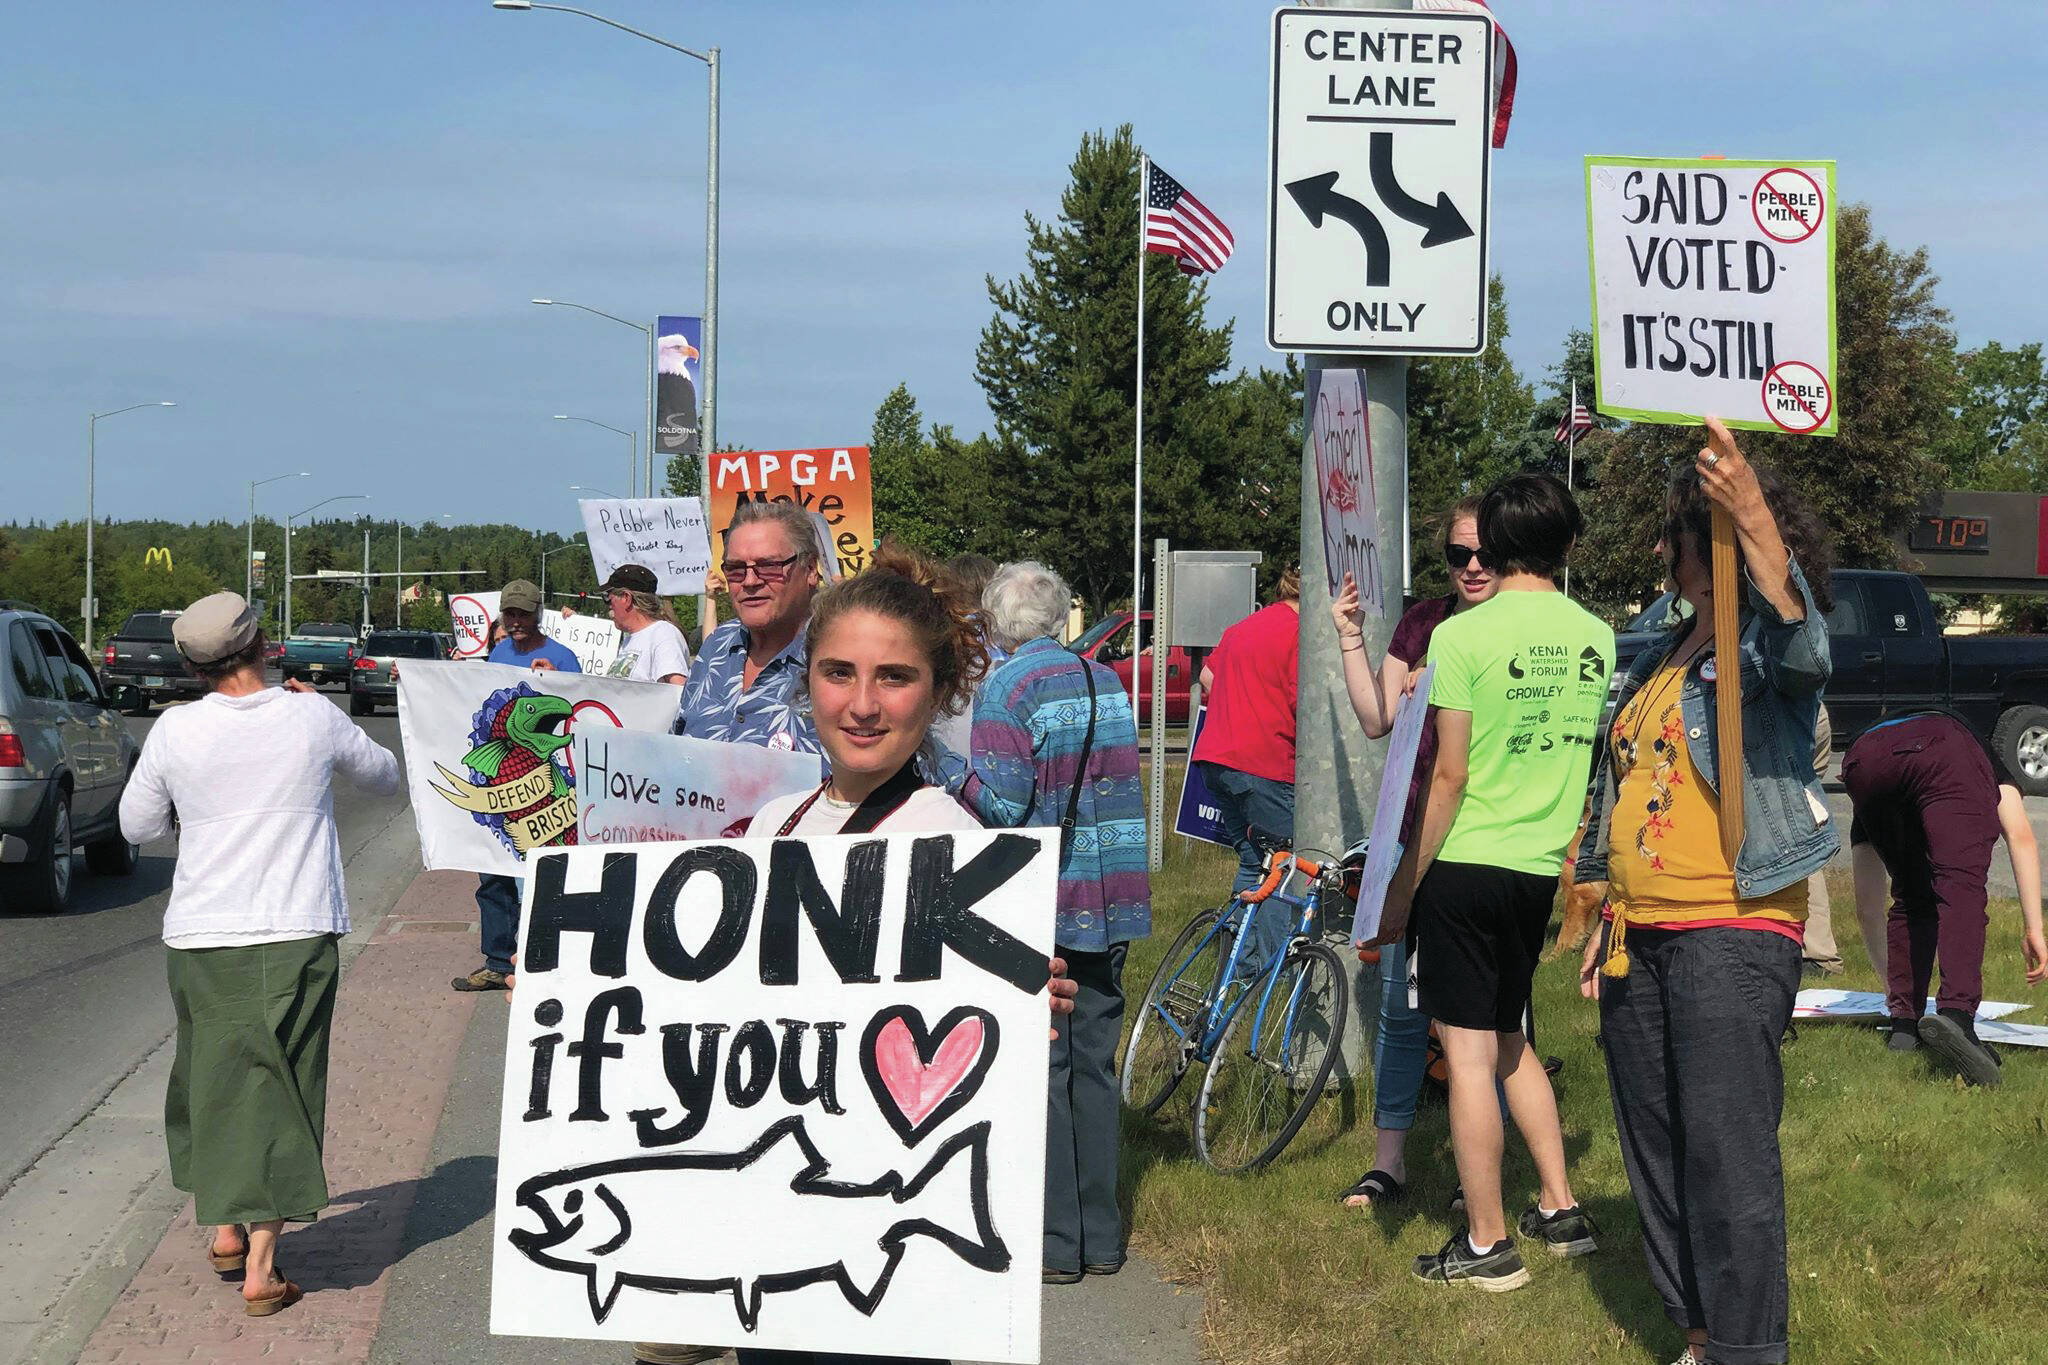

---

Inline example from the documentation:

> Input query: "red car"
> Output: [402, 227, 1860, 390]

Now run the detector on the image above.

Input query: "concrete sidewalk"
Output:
[70, 868, 1209, 1364]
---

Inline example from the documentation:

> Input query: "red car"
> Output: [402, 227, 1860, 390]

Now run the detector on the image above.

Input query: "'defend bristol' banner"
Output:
[491, 830, 1056, 1360]
[710, 446, 875, 588]
[396, 661, 682, 876]
[656, 316, 704, 464]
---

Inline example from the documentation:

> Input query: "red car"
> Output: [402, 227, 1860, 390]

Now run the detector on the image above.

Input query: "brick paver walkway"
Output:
[78, 871, 486, 1364]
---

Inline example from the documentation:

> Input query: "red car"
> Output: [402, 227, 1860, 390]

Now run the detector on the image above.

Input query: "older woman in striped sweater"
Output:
[960, 560, 1150, 1285]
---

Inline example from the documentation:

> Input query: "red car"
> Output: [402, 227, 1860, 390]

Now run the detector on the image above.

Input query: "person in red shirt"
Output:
[1193, 567, 1301, 968]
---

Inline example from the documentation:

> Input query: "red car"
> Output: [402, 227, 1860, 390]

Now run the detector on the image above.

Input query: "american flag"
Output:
[1144, 161, 1234, 276]
[1412, 0, 1519, 148]
[1555, 398, 1594, 443]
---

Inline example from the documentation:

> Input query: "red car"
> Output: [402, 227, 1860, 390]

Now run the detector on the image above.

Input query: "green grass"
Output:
[1122, 772, 2048, 1364]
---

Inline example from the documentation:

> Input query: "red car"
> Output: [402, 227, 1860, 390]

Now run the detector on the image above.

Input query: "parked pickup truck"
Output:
[1068, 610, 1192, 724]
[1612, 569, 2048, 794]
[100, 610, 202, 714]
[280, 622, 359, 689]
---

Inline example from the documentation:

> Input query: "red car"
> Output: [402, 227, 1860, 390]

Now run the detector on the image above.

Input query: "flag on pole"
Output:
[1144, 162, 1235, 276]
[1555, 397, 1594, 444]
[1412, 0, 1519, 148]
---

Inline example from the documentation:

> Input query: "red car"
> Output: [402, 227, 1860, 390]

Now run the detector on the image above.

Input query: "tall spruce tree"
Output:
[868, 383, 962, 557]
[976, 126, 1234, 614]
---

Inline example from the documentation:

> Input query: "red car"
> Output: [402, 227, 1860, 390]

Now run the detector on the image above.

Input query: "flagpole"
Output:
[1132, 151, 1147, 716]
[1563, 378, 1577, 597]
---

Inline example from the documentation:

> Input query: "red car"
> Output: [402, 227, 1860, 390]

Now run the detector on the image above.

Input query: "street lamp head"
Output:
[553, 414, 570, 420]
[158, 401, 177, 407]
[531, 298, 554, 305]
[492, 0, 533, 9]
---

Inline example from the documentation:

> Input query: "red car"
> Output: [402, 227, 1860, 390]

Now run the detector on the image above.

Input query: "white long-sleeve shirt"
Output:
[120, 688, 402, 947]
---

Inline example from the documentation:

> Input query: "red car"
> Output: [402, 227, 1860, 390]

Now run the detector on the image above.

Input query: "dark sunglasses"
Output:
[719, 552, 805, 585]
[1444, 543, 1486, 570]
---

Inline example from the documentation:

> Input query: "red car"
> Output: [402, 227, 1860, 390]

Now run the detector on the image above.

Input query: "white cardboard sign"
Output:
[395, 660, 682, 877]
[574, 726, 821, 846]
[491, 831, 1056, 1360]
[1310, 367, 1384, 609]
[1267, 6, 1493, 355]
[447, 590, 623, 675]
[1586, 157, 1838, 436]
[579, 498, 712, 597]
[1349, 665, 1433, 945]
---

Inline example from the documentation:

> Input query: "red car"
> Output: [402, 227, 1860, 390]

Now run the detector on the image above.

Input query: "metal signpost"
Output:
[1269, 0, 1493, 1071]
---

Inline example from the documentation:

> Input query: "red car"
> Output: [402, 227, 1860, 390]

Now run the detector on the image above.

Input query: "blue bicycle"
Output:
[1121, 845, 1355, 1173]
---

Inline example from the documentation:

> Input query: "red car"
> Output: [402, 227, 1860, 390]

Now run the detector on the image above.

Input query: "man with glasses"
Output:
[671, 500, 825, 752]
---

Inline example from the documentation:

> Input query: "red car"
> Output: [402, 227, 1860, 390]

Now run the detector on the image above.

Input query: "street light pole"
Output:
[284, 494, 370, 639]
[540, 535, 587, 607]
[83, 400, 175, 651]
[530, 298, 654, 497]
[398, 514, 454, 627]
[554, 414, 635, 491]
[248, 471, 310, 600]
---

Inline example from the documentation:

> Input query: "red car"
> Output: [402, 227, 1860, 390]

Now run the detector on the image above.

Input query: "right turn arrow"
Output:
[1368, 131, 1473, 248]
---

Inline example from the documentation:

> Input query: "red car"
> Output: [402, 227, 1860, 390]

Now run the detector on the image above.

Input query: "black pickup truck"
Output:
[99, 610, 202, 714]
[1613, 569, 2048, 793]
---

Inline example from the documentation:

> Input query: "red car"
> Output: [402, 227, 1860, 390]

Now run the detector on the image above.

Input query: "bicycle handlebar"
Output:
[1237, 850, 1380, 964]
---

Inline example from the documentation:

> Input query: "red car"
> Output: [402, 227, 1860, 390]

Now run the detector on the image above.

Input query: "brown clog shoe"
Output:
[243, 1279, 303, 1317]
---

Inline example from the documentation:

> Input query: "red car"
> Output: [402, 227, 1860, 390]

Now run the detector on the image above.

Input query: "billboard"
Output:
[655, 315, 704, 469]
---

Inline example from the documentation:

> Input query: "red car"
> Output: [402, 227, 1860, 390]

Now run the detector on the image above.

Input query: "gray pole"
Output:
[396, 525, 404, 628]
[84, 414, 95, 651]
[247, 481, 257, 601]
[646, 325, 659, 498]
[699, 47, 720, 631]
[284, 515, 293, 641]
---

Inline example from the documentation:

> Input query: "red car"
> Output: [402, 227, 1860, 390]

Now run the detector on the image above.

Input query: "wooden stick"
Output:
[1710, 506, 1744, 858]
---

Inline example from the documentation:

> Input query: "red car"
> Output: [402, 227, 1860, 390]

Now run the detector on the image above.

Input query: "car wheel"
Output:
[3, 788, 73, 914]
[85, 831, 139, 876]
[1994, 704, 2048, 797]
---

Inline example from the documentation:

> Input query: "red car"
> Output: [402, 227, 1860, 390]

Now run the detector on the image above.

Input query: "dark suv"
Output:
[349, 630, 444, 716]
[101, 610, 203, 714]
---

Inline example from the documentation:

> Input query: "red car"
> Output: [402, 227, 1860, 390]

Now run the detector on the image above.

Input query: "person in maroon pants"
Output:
[1843, 709, 2048, 1087]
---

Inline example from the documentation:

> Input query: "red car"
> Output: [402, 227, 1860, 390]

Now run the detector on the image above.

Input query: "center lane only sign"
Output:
[1266, 6, 1493, 356]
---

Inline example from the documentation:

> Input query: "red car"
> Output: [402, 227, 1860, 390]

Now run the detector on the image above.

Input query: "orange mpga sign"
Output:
[709, 446, 874, 588]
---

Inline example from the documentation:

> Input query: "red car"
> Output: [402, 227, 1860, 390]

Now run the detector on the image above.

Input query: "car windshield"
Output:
[118, 614, 178, 641]
[298, 623, 354, 638]
[1622, 593, 1691, 634]
[1067, 615, 1127, 655]
[364, 633, 440, 658]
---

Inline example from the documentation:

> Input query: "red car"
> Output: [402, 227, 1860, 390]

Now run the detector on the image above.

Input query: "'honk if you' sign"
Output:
[1586, 156, 1838, 436]
[491, 831, 1055, 1362]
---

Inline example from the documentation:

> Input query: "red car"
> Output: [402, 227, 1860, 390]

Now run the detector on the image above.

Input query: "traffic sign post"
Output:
[1266, 6, 1493, 356]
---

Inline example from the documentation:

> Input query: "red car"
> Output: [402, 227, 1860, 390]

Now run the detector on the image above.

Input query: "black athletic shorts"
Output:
[1414, 859, 1558, 1033]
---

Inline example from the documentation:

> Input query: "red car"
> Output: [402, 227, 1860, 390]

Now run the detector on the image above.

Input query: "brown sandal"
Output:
[209, 1231, 248, 1273]
[243, 1279, 302, 1317]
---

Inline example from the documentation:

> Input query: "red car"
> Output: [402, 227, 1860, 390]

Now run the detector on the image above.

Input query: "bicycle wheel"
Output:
[1193, 939, 1349, 1174]
[1121, 906, 1235, 1116]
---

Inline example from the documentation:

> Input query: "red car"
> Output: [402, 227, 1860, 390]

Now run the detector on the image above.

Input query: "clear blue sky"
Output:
[5, 1, 2043, 535]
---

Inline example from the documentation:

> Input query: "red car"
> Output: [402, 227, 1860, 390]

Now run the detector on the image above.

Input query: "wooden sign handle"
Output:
[1710, 506, 1745, 858]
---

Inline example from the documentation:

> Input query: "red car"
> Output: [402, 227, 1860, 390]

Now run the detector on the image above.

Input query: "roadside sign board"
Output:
[1266, 6, 1493, 356]
[1586, 156, 1838, 436]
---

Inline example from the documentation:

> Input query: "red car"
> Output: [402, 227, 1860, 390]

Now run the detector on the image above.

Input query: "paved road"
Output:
[0, 684, 417, 1364]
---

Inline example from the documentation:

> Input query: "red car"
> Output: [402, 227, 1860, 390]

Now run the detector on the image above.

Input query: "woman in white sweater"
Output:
[118, 592, 400, 1316]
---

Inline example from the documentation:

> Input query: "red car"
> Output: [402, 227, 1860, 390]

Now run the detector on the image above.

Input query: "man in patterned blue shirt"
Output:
[672, 500, 823, 754]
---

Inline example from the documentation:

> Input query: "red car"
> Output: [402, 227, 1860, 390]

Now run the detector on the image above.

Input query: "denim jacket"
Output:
[1578, 557, 1839, 898]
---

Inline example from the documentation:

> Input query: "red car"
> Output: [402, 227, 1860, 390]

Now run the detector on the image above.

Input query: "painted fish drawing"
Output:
[506, 1115, 1006, 1329]
[431, 683, 580, 853]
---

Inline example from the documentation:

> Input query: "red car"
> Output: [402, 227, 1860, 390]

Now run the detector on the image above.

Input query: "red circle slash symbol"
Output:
[450, 595, 489, 656]
[1752, 167, 1824, 245]
[1761, 362, 1833, 434]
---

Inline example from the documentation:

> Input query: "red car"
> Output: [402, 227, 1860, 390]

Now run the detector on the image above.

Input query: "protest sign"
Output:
[1791, 990, 2026, 1022]
[579, 497, 710, 596]
[1172, 706, 1229, 847]
[1349, 665, 1433, 946]
[1310, 367, 1384, 607]
[710, 446, 875, 587]
[1586, 157, 1837, 436]
[396, 660, 681, 877]
[574, 727, 821, 845]
[447, 591, 623, 675]
[491, 830, 1056, 1360]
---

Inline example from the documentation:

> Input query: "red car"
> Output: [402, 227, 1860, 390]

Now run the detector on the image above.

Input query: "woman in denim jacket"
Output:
[1575, 419, 1837, 1365]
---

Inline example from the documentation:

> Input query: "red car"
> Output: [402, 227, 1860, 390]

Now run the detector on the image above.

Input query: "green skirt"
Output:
[165, 934, 338, 1225]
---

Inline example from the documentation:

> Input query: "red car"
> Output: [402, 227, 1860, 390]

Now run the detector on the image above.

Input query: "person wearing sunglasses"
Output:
[670, 500, 826, 754]
[1328, 493, 1497, 1212]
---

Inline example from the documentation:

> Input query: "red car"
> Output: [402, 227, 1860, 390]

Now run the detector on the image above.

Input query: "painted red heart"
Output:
[860, 1006, 1000, 1145]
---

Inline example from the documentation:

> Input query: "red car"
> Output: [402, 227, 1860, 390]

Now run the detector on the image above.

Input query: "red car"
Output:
[1066, 611, 1191, 724]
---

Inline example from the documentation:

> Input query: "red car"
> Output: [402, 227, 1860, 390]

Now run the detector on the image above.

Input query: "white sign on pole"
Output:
[491, 831, 1055, 1360]
[1586, 157, 1838, 436]
[1266, 6, 1493, 356]
[447, 590, 623, 675]
[579, 498, 712, 596]
[394, 660, 682, 877]
[1349, 665, 1432, 946]
[573, 727, 821, 846]
[1310, 367, 1383, 610]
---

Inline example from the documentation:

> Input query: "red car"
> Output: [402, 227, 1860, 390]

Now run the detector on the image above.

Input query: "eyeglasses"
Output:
[719, 553, 806, 585]
[1444, 543, 1485, 570]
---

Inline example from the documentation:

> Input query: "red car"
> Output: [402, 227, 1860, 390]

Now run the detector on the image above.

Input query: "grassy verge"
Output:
[1122, 773, 2048, 1363]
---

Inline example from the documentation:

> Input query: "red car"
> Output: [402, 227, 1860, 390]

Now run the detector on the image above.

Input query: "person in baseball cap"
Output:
[599, 562, 693, 685]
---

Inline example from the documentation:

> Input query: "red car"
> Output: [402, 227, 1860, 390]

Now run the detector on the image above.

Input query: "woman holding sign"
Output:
[741, 545, 1078, 1365]
[1577, 420, 1835, 1365]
